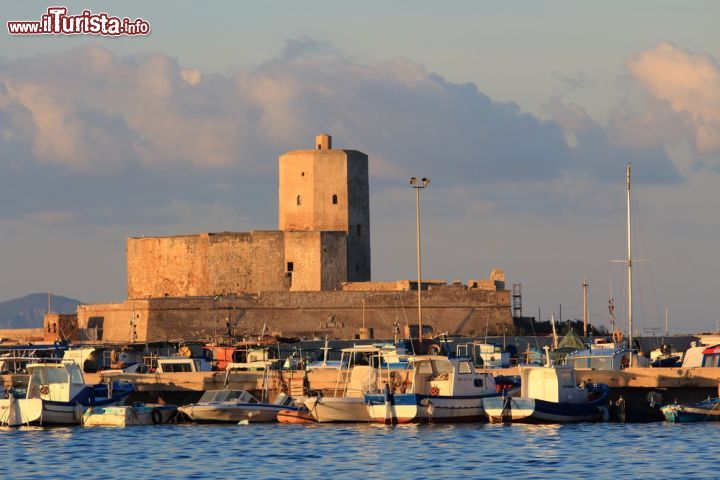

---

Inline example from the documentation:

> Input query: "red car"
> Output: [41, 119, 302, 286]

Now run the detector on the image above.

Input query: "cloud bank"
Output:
[0, 40, 711, 230]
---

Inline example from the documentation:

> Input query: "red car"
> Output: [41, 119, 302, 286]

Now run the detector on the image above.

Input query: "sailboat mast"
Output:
[626, 163, 634, 351]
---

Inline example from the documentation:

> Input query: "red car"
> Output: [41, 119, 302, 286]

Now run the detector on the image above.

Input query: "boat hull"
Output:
[484, 394, 609, 424]
[178, 403, 297, 423]
[304, 396, 372, 423]
[0, 398, 43, 426]
[82, 405, 177, 427]
[364, 393, 495, 424]
[662, 399, 720, 423]
[277, 408, 316, 423]
[0, 389, 132, 426]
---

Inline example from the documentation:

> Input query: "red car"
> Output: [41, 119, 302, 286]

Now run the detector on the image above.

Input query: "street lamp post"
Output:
[410, 177, 429, 344]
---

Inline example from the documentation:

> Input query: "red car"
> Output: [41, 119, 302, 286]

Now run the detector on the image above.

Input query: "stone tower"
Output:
[279, 134, 370, 281]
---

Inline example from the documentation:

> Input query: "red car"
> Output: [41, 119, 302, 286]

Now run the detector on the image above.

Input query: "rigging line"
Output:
[635, 188, 662, 327]
[632, 187, 663, 331]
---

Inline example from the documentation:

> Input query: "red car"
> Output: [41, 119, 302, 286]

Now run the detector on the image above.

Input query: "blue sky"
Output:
[1, 1, 719, 333]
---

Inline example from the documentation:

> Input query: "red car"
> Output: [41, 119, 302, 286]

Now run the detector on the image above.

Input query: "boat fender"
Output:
[151, 408, 163, 425]
[430, 386, 440, 396]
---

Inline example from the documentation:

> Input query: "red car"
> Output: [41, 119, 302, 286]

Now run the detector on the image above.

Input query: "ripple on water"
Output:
[2, 422, 720, 479]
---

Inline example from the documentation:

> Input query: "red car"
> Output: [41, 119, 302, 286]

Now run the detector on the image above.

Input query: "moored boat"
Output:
[304, 346, 390, 423]
[484, 364, 610, 424]
[178, 390, 299, 423]
[364, 355, 501, 424]
[0, 360, 133, 426]
[661, 398, 720, 423]
[82, 403, 177, 426]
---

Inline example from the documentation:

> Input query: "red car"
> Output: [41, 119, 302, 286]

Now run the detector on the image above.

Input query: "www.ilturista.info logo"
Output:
[7, 7, 150, 36]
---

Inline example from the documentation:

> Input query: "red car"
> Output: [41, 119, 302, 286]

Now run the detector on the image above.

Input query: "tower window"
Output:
[332, 194, 338, 205]
[356, 224, 362, 236]
[301, 171, 305, 177]
[296, 195, 302, 206]
[287, 262, 294, 272]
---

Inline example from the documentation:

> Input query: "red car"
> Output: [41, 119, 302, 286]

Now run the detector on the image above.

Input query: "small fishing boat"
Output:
[178, 390, 299, 423]
[364, 355, 501, 424]
[82, 403, 178, 426]
[484, 363, 610, 424]
[0, 360, 133, 426]
[661, 398, 720, 423]
[304, 346, 389, 423]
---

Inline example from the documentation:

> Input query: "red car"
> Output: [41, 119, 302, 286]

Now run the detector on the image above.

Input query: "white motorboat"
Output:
[304, 345, 390, 423]
[0, 360, 133, 426]
[82, 403, 177, 426]
[178, 390, 298, 423]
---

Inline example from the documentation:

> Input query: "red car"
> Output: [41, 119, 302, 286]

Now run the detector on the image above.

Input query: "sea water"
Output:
[1, 422, 716, 479]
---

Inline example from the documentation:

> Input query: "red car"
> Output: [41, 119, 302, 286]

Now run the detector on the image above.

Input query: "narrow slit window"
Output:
[296, 195, 302, 206]
[332, 194, 338, 205]
[287, 262, 294, 272]
[301, 171, 305, 177]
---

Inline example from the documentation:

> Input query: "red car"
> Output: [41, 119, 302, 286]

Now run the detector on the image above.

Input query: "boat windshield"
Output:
[431, 360, 453, 375]
[69, 366, 84, 384]
[567, 356, 613, 370]
[198, 390, 257, 404]
[45, 367, 69, 384]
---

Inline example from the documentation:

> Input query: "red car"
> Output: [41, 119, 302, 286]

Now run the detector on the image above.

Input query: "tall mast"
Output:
[582, 278, 588, 337]
[626, 163, 634, 351]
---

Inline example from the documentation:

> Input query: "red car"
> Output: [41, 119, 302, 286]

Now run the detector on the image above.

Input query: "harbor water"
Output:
[2, 422, 717, 479]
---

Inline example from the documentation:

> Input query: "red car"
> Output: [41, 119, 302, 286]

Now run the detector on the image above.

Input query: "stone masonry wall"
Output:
[77, 289, 512, 342]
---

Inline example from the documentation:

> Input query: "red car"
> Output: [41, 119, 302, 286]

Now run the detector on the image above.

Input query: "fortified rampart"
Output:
[76, 287, 513, 342]
[127, 230, 347, 297]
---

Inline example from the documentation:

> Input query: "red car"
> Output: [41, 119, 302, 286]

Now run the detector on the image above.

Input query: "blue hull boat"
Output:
[485, 385, 610, 423]
[662, 398, 720, 423]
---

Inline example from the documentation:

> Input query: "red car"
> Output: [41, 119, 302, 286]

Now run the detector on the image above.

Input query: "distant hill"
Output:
[0, 293, 81, 329]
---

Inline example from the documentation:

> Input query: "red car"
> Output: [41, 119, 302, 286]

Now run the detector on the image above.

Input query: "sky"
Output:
[1, 1, 719, 334]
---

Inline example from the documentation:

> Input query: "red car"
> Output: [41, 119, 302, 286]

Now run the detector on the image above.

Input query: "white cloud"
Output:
[623, 42, 720, 158]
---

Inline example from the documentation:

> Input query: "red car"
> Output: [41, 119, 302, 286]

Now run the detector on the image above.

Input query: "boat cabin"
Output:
[26, 361, 87, 402]
[700, 345, 720, 367]
[520, 365, 588, 404]
[565, 348, 649, 370]
[455, 342, 511, 368]
[408, 356, 495, 397]
[156, 357, 213, 373]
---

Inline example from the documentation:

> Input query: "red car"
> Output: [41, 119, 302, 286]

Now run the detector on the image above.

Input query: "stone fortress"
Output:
[62, 134, 513, 342]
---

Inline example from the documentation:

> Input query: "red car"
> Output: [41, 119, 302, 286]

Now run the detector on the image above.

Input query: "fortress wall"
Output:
[79, 289, 512, 342]
[248, 231, 287, 292]
[320, 232, 347, 290]
[284, 231, 322, 291]
[207, 232, 253, 294]
[77, 301, 150, 343]
[345, 150, 370, 281]
[128, 235, 211, 298]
